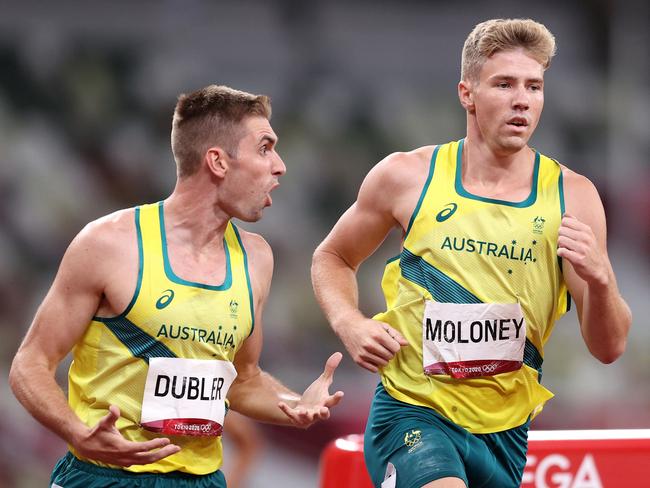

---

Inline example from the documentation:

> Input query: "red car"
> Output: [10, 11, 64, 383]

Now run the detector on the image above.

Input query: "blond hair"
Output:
[461, 18, 556, 82]
[171, 85, 271, 178]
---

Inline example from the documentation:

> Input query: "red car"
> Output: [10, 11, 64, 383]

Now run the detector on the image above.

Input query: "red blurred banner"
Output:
[321, 430, 650, 488]
[523, 430, 650, 488]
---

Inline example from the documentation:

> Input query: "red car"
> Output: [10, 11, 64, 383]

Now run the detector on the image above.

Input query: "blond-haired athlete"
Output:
[10, 85, 343, 488]
[312, 18, 630, 488]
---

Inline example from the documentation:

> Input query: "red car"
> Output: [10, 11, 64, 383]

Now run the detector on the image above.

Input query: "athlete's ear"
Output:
[458, 80, 475, 113]
[205, 147, 229, 178]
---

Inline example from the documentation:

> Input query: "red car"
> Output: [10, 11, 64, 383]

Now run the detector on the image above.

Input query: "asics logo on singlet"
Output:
[156, 289, 175, 309]
[436, 203, 458, 222]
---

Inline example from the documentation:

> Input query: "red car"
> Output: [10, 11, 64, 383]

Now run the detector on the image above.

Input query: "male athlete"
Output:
[311, 18, 631, 488]
[10, 85, 344, 487]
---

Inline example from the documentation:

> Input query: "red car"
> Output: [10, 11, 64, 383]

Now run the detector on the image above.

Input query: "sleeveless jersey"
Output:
[375, 139, 570, 434]
[68, 201, 254, 474]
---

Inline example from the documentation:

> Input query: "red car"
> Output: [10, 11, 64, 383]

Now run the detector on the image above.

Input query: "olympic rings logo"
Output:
[199, 424, 213, 433]
[481, 363, 498, 373]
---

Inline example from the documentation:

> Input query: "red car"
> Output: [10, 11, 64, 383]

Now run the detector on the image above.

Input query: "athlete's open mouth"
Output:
[507, 117, 528, 127]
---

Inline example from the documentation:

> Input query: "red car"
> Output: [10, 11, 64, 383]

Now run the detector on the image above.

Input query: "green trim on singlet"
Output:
[405, 145, 440, 239]
[523, 340, 544, 378]
[555, 164, 572, 312]
[231, 223, 255, 337]
[386, 254, 401, 265]
[101, 315, 176, 363]
[454, 138, 540, 208]
[556, 163, 566, 272]
[158, 201, 233, 291]
[92, 207, 176, 361]
[399, 247, 544, 376]
[400, 247, 482, 304]
[93, 207, 144, 321]
[558, 165, 566, 215]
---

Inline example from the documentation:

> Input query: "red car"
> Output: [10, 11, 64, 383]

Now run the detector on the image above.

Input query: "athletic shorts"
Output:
[50, 452, 227, 488]
[364, 383, 529, 488]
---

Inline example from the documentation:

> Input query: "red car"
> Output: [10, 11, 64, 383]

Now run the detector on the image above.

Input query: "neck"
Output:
[164, 176, 230, 248]
[463, 124, 534, 187]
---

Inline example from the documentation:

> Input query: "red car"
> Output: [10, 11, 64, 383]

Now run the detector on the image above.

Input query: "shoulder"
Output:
[234, 226, 273, 264]
[560, 166, 602, 208]
[358, 145, 437, 206]
[559, 165, 606, 227]
[232, 225, 273, 292]
[57, 207, 137, 288]
[75, 208, 137, 255]
[365, 145, 436, 189]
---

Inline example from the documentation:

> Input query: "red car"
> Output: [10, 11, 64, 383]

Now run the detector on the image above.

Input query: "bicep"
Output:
[229, 294, 266, 408]
[232, 233, 271, 383]
[16, 235, 104, 369]
[317, 179, 397, 271]
[562, 172, 608, 310]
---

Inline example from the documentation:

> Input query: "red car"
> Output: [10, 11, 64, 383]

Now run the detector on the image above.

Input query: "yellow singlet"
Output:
[68, 201, 254, 474]
[375, 139, 570, 434]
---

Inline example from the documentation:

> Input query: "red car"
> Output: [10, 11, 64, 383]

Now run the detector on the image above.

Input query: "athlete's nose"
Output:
[272, 151, 286, 177]
[512, 84, 530, 111]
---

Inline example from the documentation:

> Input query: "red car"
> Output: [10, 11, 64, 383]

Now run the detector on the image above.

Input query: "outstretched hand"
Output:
[278, 352, 344, 428]
[74, 405, 180, 467]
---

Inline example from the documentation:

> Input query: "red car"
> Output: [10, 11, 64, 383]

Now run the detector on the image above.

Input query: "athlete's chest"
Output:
[415, 201, 557, 267]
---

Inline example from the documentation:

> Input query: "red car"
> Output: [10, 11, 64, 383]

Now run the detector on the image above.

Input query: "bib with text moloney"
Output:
[422, 301, 526, 379]
[140, 358, 237, 437]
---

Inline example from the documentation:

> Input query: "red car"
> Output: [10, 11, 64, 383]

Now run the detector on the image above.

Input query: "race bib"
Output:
[422, 301, 526, 379]
[141, 357, 237, 437]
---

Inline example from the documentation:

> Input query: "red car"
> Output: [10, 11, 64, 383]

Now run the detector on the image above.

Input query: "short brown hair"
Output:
[171, 85, 272, 178]
[461, 18, 556, 82]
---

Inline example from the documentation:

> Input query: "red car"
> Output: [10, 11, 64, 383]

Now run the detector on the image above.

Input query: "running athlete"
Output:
[10, 85, 344, 488]
[311, 19, 631, 488]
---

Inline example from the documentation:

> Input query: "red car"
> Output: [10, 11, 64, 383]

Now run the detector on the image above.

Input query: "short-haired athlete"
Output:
[312, 18, 631, 488]
[10, 85, 344, 488]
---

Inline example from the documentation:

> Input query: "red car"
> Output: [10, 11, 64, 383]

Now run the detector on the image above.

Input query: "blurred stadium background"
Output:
[0, 1, 647, 487]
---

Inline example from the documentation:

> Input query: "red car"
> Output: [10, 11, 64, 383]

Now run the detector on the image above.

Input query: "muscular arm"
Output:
[228, 231, 342, 427]
[311, 149, 431, 371]
[9, 215, 179, 466]
[559, 169, 632, 363]
[10, 225, 104, 444]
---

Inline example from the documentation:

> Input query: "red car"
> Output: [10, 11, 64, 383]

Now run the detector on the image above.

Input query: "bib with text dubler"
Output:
[140, 358, 237, 437]
[422, 301, 526, 379]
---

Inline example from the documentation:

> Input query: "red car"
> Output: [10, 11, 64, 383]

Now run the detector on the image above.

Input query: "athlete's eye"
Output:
[497, 82, 510, 89]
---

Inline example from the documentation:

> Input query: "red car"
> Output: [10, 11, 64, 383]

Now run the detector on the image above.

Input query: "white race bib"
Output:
[422, 301, 526, 379]
[140, 357, 237, 437]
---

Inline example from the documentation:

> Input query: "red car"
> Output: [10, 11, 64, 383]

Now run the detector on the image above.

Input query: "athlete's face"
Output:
[463, 48, 545, 154]
[222, 116, 286, 222]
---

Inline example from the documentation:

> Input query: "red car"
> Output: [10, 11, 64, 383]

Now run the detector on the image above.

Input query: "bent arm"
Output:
[228, 232, 342, 427]
[228, 318, 302, 424]
[312, 152, 426, 371]
[9, 217, 179, 465]
[560, 170, 632, 363]
[311, 199, 394, 334]
[9, 228, 104, 446]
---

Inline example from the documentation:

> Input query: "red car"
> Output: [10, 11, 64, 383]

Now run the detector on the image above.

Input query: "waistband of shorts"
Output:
[63, 452, 220, 479]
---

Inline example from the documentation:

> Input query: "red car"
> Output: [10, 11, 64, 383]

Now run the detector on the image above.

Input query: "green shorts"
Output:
[364, 384, 529, 488]
[51, 452, 227, 488]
